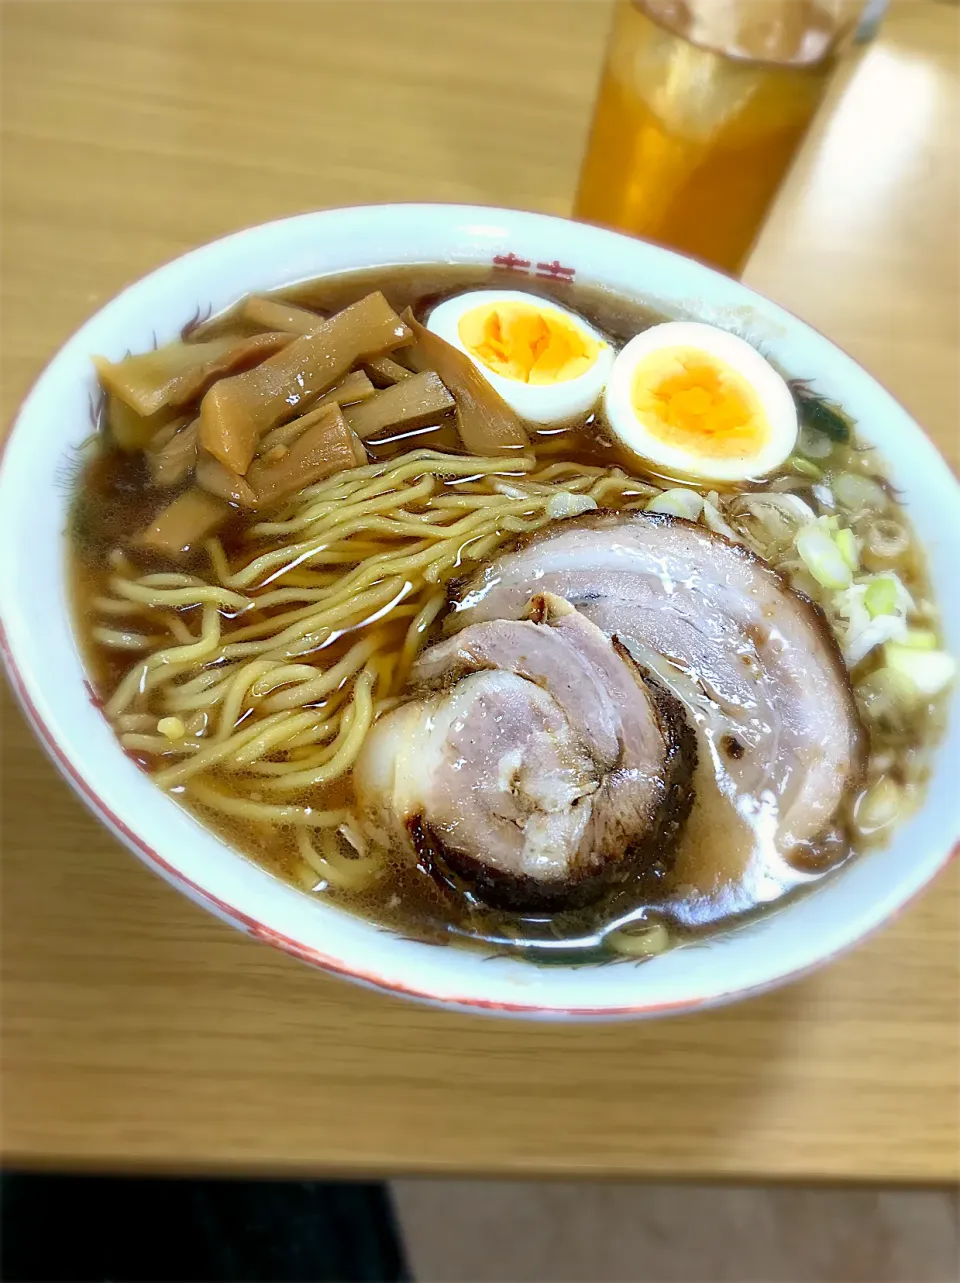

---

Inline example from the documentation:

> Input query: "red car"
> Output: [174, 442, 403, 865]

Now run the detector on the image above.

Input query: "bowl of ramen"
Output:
[1, 205, 958, 1018]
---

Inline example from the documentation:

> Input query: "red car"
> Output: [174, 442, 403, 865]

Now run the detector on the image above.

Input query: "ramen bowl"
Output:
[1, 204, 958, 1018]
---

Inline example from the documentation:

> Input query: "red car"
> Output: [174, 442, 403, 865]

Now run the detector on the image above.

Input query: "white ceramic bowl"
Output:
[1, 204, 958, 1018]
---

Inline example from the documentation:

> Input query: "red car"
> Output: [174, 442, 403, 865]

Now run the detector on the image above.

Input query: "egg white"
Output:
[426, 289, 614, 426]
[603, 321, 798, 483]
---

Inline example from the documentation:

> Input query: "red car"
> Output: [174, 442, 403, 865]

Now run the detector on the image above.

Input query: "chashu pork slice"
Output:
[449, 511, 865, 858]
[355, 593, 696, 911]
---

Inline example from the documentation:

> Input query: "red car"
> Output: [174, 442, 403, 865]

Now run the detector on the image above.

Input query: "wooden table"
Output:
[2, 1, 957, 1183]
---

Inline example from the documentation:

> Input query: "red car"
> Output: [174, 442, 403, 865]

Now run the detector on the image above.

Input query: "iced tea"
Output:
[574, 0, 863, 274]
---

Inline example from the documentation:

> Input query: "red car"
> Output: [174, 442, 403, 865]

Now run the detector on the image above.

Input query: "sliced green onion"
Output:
[795, 524, 853, 590]
[863, 576, 898, 618]
[646, 489, 703, 521]
[832, 471, 889, 511]
[883, 644, 957, 695]
[607, 922, 671, 958]
[899, 628, 938, 651]
[834, 526, 859, 571]
[797, 424, 835, 460]
[700, 498, 737, 539]
[791, 456, 822, 478]
[855, 666, 921, 723]
[853, 777, 904, 837]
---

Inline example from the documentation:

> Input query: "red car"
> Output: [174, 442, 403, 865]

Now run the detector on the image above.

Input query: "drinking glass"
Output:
[574, 0, 867, 274]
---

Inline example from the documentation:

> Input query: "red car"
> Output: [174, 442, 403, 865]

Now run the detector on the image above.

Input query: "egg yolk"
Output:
[631, 347, 769, 459]
[458, 302, 601, 385]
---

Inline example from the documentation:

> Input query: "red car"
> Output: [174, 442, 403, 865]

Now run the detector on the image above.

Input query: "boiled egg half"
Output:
[603, 321, 798, 483]
[426, 290, 614, 426]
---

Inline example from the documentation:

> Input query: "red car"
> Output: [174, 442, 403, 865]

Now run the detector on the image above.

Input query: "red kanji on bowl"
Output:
[492, 252, 532, 273]
[536, 259, 576, 280]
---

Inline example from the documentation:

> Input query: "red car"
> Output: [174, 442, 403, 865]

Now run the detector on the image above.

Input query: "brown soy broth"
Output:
[67, 263, 940, 964]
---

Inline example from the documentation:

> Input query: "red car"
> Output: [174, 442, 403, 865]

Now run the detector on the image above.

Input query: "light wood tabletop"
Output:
[1, 1, 957, 1183]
